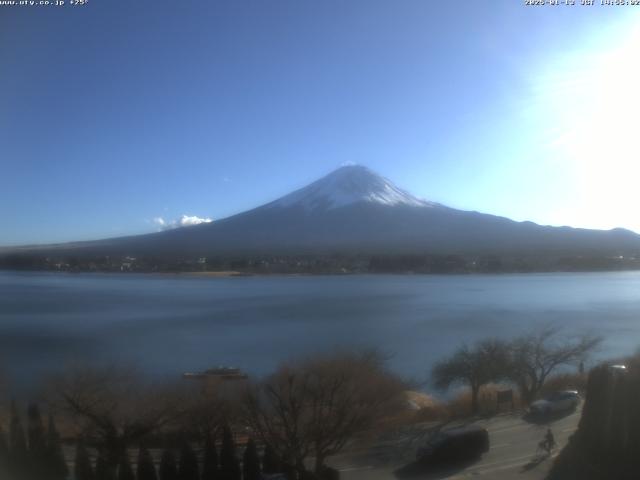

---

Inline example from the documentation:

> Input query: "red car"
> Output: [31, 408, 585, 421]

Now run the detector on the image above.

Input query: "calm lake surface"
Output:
[1, 270, 640, 390]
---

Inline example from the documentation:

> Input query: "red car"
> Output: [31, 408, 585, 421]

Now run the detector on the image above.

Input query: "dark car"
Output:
[416, 425, 489, 464]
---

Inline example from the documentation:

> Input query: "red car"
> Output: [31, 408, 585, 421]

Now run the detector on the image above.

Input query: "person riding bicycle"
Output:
[540, 428, 556, 454]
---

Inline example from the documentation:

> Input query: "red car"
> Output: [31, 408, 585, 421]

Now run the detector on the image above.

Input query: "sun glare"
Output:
[540, 23, 640, 232]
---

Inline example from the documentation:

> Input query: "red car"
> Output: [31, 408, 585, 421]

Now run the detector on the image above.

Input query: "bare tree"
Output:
[432, 338, 510, 414]
[507, 326, 601, 404]
[178, 381, 240, 442]
[244, 349, 405, 477]
[49, 365, 185, 473]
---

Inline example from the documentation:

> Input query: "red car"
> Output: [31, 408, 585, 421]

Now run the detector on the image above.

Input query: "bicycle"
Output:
[534, 439, 556, 459]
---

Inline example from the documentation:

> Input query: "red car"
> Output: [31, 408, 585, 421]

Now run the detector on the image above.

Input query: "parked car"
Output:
[416, 425, 489, 464]
[609, 364, 627, 373]
[530, 390, 580, 415]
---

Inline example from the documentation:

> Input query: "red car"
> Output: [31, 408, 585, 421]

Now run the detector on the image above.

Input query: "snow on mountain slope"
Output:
[265, 165, 438, 211]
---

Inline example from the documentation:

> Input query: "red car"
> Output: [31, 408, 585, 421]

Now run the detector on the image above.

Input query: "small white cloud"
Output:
[222, 176, 231, 183]
[177, 214, 212, 227]
[340, 161, 357, 167]
[153, 214, 212, 231]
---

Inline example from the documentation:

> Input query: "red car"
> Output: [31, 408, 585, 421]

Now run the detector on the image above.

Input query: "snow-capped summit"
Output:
[267, 165, 437, 211]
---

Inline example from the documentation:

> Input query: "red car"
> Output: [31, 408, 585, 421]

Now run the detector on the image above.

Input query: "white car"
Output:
[530, 390, 580, 415]
[609, 364, 627, 373]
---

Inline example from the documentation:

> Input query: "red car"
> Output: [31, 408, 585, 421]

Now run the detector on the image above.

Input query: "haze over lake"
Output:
[1, 270, 639, 390]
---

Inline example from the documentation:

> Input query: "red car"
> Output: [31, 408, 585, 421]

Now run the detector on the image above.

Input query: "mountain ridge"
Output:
[3, 165, 640, 259]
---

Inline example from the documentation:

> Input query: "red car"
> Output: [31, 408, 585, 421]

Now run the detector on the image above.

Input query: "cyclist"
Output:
[540, 428, 556, 455]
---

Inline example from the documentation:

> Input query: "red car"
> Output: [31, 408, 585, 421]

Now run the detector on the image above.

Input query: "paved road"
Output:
[332, 406, 582, 480]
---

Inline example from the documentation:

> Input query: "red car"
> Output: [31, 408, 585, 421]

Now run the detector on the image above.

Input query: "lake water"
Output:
[1, 270, 640, 391]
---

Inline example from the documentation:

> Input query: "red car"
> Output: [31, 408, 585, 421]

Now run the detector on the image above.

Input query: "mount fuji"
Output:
[264, 164, 434, 211]
[6, 165, 640, 258]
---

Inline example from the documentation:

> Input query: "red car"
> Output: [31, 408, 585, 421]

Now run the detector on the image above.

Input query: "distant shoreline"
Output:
[2, 267, 640, 278]
[4, 250, 640, 276]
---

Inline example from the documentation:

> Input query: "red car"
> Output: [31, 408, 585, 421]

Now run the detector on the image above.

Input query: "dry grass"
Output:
[444, 383, 523, 418]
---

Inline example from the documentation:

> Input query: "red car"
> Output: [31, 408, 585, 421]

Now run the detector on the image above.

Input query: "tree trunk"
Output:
[314, 453, 325, 474]
[519, 381, 534, 405]
[530, 378, 542, 403]
[471, 385, 480, 414]
[104, 434, 125, 479]
[282, 461, 297, 480]
[295, 459, 308, 480]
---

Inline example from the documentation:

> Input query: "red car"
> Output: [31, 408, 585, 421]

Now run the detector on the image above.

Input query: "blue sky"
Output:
[2, 1, 639, 245]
